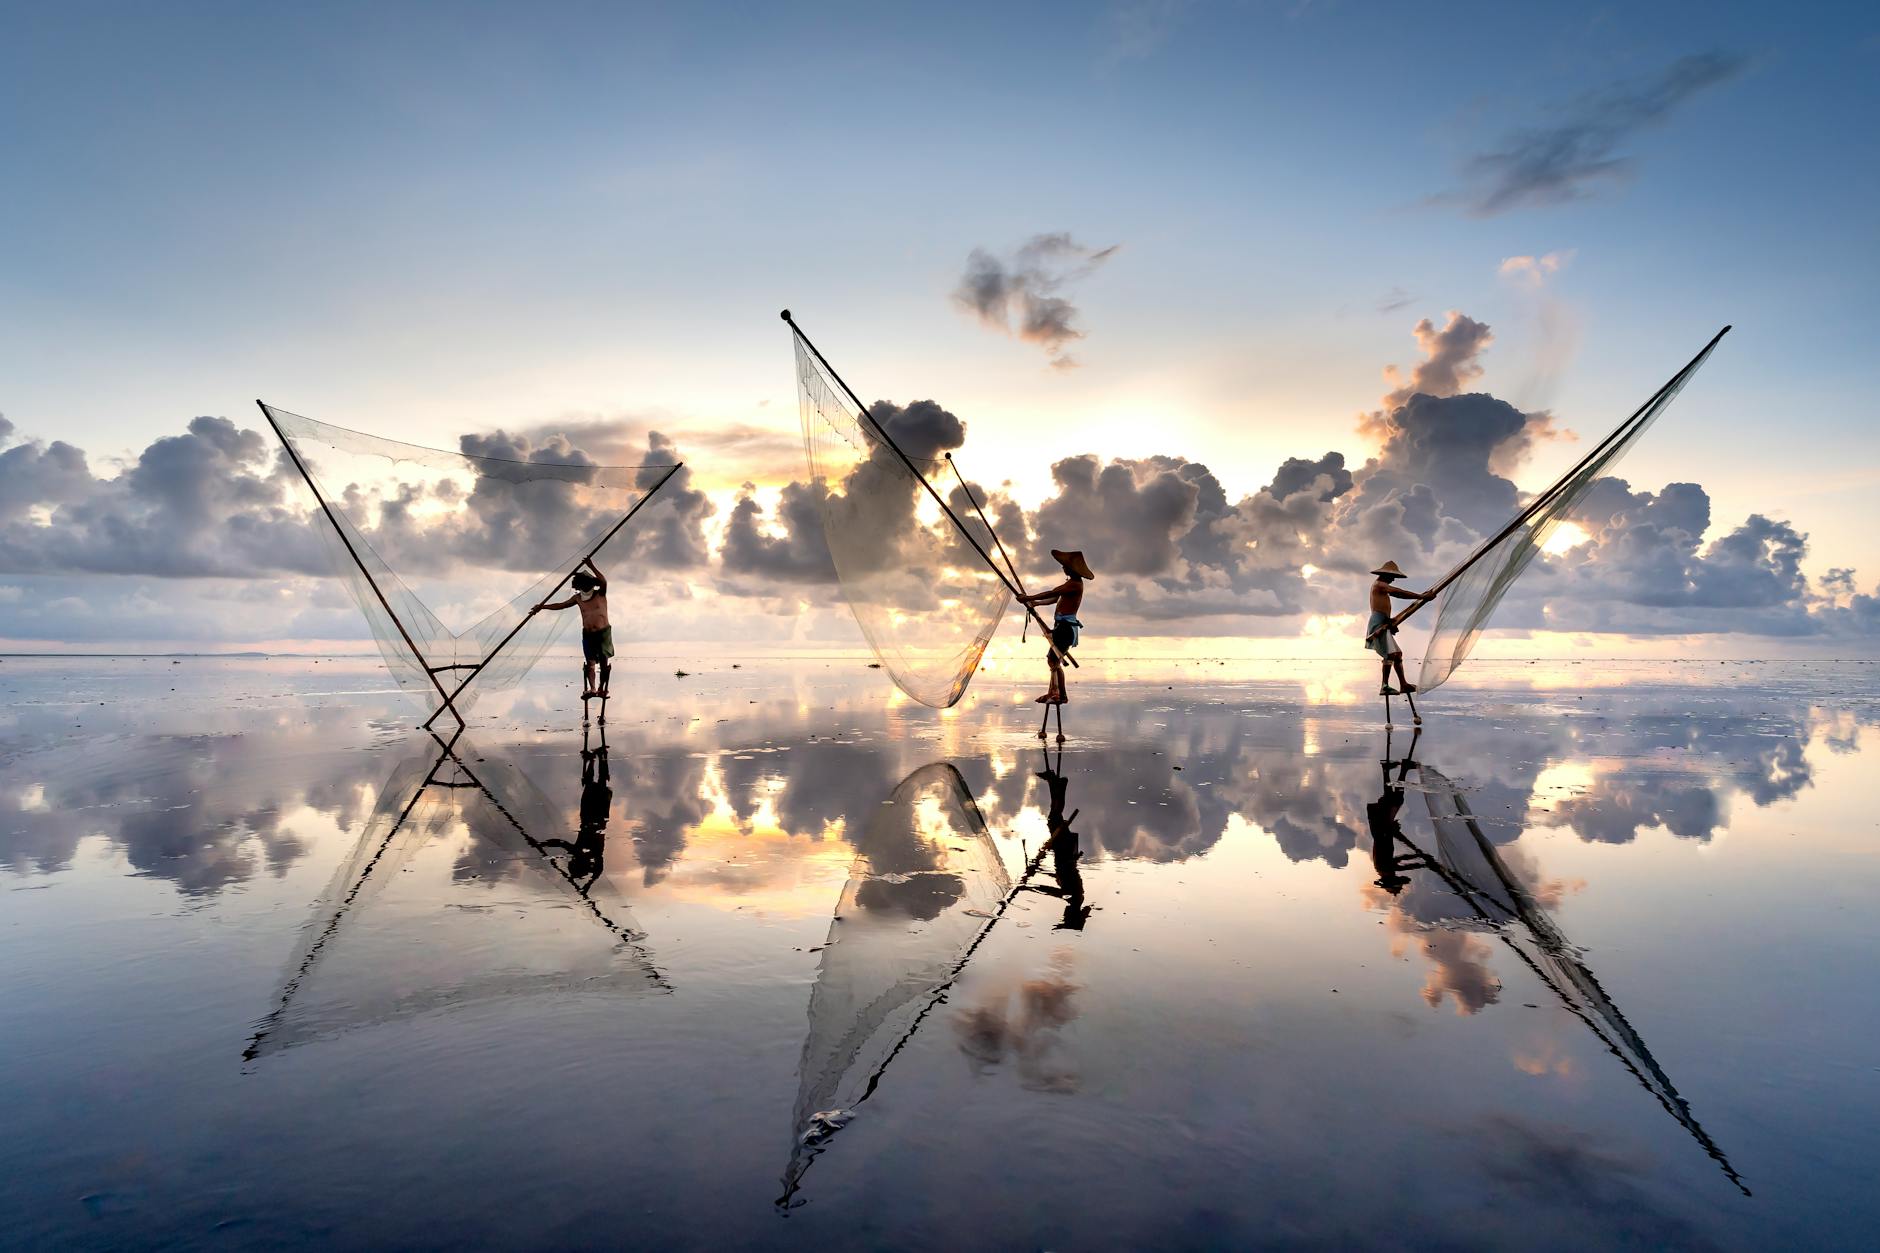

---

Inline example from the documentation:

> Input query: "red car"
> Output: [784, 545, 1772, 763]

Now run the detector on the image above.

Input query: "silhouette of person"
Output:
[1018, 549, 1091, 742]
[542, 723, 610, 894]
[1367, 726, 1421, 895]
[1025, 747, 1092, 930]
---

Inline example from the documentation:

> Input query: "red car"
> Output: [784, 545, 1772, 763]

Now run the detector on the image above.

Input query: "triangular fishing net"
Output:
[261, 403, 677, 719]
[1416, 331, 1727, 692]
[781, 763, 1013, 1204]
[792, 337, 1013, 707]
[245, 733, 661, 1062]
[1418, 764, 1746, 1191]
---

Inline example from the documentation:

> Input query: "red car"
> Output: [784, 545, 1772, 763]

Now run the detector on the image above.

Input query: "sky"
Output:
[1, 0, 1877, 657]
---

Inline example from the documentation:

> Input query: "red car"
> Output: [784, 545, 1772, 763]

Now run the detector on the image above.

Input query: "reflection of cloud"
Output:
[953, 949, 1081, 1093]
[1468, 1113, 1706, 1245]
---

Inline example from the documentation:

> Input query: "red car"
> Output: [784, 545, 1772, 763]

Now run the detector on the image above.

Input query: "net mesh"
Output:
[782, 763, 1012, 1203]
[793, 336, 1013, 707]
[262, 404, 674, 717]
[1416, 334, 1725, 691]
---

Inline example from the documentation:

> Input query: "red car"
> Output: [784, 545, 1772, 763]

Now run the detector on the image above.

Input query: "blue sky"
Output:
[1, 1, 1876, 651]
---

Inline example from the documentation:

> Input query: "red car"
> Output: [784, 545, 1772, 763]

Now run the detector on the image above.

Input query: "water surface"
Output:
[2, 656, 1876, 1249]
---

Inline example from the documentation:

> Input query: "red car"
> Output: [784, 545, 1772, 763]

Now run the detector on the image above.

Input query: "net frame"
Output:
[783, 312, 1074, 708]
[1363, 327, 1730, 691]
[259, 401, 682, 727]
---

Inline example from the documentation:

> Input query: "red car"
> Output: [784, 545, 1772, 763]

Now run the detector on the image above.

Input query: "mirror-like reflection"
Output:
[0, 657, 1873, 1248]
[243, 726, 665, 1062]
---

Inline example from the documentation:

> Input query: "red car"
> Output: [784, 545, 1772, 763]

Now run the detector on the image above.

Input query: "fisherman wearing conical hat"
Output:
[1368, 560, 1432, 700]
[1018, 549, 1092, 736]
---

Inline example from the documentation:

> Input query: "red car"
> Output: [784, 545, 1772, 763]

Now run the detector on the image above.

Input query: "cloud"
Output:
[954, 233, 1119, 369]
[1498, 250, 1575, 287]
[1452, 52, 1746, 215]
[4, 303, 1876, 651]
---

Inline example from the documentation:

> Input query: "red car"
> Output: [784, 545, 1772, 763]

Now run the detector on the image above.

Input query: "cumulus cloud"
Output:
[954, 233, 1119, 369]
[1498, 250, 1575, 287]
[1451, 52, 1745, 215]
[4, 302, 1875, 651]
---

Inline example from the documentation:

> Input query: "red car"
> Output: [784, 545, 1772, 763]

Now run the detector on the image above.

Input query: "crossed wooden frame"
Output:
[259, 400, 681, 731]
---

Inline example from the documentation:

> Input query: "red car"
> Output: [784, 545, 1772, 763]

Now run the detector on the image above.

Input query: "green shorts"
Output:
[582, 626, 614, 664]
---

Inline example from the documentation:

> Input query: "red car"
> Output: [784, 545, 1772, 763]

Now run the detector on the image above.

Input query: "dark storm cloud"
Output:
[954, 233, 1119, 369]
[1453, 52, 1746, 216]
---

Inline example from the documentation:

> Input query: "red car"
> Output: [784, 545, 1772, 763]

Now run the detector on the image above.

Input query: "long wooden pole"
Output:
[259, 401, 467, 729]
[782, 310, 1076, 669]
[1367, 324, 1730, 643]
[423, 461, 684, 727]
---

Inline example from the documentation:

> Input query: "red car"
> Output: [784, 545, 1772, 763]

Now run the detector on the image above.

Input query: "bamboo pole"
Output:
[783, 310, 1077, 669]
[1367, 325, 1729, 644]
[259, 401, 467, 730]
[423, 462, 683, 727]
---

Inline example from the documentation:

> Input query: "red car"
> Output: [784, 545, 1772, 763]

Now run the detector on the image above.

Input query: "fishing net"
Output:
[1417, 764, 1746, 1191]
[781, 763, 1013, 1204]
[261, 403, 676, 719]
[1416, 331, 1727, 691]
[792, 336, 1013, 707]
[245, 733, 662, 1062]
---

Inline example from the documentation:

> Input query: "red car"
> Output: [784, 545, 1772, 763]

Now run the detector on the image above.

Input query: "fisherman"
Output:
[531, 558, 612, 701]
[1367, 561, 1432, 699]
[1017, 549, 1091, 717]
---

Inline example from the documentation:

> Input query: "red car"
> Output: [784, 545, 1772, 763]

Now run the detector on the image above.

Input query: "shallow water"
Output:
[2, 655, 1877, 1249]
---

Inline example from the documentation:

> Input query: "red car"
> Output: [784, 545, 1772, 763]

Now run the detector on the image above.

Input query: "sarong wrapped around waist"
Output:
[1366, 610, 1398, 657]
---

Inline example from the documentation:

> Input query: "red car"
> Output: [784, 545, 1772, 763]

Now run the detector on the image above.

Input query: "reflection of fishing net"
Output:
[245, 735, 661, 1061]
[1417, 334, 1726, 692]
[793, 339, 1012, 708]
[782, 763, 1012, 1202]
[262, 404, 674, 717]
[1418, 764, 1747, 1192]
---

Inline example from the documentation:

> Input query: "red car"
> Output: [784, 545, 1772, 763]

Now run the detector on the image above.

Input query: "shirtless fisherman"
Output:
[1016, 549, 1092, 738]
[1366, 561, 1432, 700]
[532, 558, 612, 700]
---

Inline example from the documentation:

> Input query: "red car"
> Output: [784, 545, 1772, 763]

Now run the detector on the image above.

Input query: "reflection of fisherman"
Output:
[1024, 749, 1091, 931]
[1367, 727, 1421, 895]
[542, 725, 610, 894]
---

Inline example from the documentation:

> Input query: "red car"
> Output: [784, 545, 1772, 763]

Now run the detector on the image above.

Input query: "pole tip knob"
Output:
[779, 309, 792, 322]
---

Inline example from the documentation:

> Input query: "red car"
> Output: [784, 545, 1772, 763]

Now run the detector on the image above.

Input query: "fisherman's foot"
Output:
[1054, 733, 1065, 743]
[1380, 686, 1401, 697]
[1401, 683, 1418, 693]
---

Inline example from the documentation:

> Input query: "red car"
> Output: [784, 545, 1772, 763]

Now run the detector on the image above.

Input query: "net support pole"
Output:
[782, 310, 1077, 669]
[422, 461, 684, 730]
[1366, 324, 1730, 644]
[259, 400, 468, 731]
